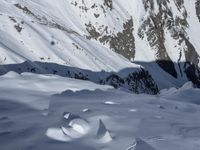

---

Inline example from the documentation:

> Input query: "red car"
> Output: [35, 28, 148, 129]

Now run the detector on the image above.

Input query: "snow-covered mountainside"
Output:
[1, 1, 200, 149]
[0, 0, 200, 92]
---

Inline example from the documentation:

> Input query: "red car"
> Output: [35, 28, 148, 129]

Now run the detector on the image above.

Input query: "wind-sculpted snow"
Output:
[1, 72, 200, 150]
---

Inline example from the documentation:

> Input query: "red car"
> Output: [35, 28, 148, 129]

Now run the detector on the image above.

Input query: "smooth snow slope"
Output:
[0, 0, 139, 72]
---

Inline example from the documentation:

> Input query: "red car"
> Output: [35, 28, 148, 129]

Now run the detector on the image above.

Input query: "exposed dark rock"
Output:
[0, 61, 159, 94]
[185, 63, 200, 88]
[86, 18, 135, 60]
[138, 8, 177, 78]
[109, 18, 135, 60]
[14, 3, 79, 35]
[103, 0, 113, 10]
[104, 68, 158, 94]
[156, 60, 177, 78]
[196, 0, 200, 22]
[51, 41, 55, 46]
[14, 24, 22, 32]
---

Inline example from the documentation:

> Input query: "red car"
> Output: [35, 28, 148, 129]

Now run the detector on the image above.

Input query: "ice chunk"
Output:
[96, 119, 112, 143]
[61, 112, 90, 138]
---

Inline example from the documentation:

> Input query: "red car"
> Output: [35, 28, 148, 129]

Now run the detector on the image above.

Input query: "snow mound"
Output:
[46, 112, 90, 142]
[46, 128, 71, 142]
[61, 112, 90, 138]
[160, 82, 194, 96]
[2, 71, 20, 78]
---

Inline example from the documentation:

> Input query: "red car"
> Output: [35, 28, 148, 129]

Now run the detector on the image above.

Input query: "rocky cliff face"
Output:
[0, 0, 200, 92]
[196, 0, 200, 21]
[69, 0, 200, 86]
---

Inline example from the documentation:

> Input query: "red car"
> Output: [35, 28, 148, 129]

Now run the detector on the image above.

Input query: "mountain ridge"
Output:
[0, 0, 200, 93]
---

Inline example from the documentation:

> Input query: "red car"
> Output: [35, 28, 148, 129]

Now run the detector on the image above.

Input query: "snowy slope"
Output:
[0, 0, 200, 90]
[1, 1, 200, 149]
[0, 0, 138, 72]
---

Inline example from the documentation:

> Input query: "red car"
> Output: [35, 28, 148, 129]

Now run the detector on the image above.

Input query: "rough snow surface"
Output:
[0, 71, 112, 109]
[0, 73, 200, 150]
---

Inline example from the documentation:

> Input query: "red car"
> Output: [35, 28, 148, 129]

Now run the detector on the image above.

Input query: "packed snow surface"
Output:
[0, 72, 200, 150]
